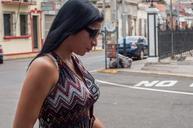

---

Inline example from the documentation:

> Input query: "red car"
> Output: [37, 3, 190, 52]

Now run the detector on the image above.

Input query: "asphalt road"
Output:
[0, 51, 193, 128]
[93, 71, 193, 128]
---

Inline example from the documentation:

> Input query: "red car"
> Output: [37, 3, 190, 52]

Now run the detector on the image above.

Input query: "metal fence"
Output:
[158, 26, 193, 59]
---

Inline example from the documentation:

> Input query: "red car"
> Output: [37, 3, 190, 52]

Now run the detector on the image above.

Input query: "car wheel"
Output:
[139, 50, 144, 60]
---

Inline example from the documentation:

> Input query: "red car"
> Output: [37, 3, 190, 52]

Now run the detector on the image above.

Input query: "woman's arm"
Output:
[13, 57, 58, 128]
[93, 117, 105, 128]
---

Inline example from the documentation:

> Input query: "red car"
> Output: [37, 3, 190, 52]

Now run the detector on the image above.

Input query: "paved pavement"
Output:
[101, 55, 193, 78]
[0, 50, 192, 127]
[142, 56, 193, 77]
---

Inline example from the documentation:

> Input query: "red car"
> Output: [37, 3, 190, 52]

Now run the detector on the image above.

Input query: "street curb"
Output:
[125, 69, 193, 78]
[91, 47, 103, 52]
[96, 68, 193, 78]
[97, 69, 119, 74]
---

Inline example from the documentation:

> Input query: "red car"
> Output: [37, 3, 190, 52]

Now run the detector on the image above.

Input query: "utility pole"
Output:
[150, 0, 154, 7]
[115, 0, 120, 67]
[103, 0, 105, 16]
[103, 0, 108, 69]
[111, 0, 120, 67]
[170, 0, 174, 58]
[122, 0, 126, 37]
[115, 0, 119, 43]
[121, 0, 127, 56]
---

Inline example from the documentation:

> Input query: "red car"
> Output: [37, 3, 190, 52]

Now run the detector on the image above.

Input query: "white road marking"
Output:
[155, 80, 178, 87]
[134, 80, 178, 87]
[96, 79, 193, 96]
[190, 83, 193, 87]
[134, 81, 159, 87]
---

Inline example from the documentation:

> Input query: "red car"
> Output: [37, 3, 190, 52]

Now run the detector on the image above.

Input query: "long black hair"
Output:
[29, 0, 103, 65]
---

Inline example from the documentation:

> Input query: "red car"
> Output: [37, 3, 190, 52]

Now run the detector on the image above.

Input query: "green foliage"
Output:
[158, 0, 166, 5]
[90, 0, 97, 4]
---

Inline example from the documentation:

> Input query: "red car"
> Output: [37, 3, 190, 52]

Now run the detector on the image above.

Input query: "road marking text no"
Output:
[135, 80, 178, 87]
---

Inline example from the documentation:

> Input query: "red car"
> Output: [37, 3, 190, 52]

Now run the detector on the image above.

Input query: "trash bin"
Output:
[106, 43, 118, 58]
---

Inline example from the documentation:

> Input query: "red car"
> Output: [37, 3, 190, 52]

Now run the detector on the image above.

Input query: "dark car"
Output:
[118, 36, 148, 60]
[0, 45, 3, 64]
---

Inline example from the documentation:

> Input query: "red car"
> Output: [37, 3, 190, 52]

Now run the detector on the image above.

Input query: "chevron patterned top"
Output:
[38, 52, 100, 128]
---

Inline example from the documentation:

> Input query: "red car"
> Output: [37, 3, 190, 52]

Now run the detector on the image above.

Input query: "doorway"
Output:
[32, 15, 39, 49]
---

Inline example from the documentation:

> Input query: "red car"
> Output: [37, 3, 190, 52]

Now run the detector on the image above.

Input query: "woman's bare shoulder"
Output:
[29, 56, 57, 74]
[26, 56, 59, 89]
[29, 56, 57, 71]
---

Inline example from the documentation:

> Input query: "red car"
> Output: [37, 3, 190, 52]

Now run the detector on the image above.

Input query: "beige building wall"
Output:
[1, 5, 31, 54]
[3, 40, 32, 54]
[137, 3, 148, 37]
[0, 1, 42, 59]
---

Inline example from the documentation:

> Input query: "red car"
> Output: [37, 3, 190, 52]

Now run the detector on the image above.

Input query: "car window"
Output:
[125, 37, 137, 44]
[138, 38, 144, 43]
[118, 38, 124, 44]
[118, 36, 147, 44]
[143, 38, 148, 45]
[126, 37, 138, 42]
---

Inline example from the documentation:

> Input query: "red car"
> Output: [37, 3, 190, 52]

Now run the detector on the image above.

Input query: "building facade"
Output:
[0, 0, 44, 59]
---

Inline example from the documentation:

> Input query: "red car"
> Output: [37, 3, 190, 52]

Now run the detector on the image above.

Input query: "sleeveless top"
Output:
[38, 52, 100, 128]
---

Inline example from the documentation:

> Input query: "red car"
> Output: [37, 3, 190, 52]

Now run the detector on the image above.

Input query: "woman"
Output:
[13, 0, 104, 127]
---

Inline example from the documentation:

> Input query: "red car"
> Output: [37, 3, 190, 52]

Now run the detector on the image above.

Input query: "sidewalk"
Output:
[129, 56, 193, 77]
[101, 56, 193, 78]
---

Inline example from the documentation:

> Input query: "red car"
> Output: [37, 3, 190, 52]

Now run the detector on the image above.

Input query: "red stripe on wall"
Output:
[4, 51, 38, 56]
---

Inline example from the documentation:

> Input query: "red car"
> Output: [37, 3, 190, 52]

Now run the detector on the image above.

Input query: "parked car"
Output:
[0, 45, 3, 64]
[118, 36, 148, 60]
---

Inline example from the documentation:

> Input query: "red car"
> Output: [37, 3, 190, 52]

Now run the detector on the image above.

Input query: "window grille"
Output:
[3, 13, 13, 36]
[20, 14, 28, 35]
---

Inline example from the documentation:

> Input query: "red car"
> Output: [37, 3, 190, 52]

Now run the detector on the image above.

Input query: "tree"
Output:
[158, 0, 167, 5]
[90, 0, 97, 4]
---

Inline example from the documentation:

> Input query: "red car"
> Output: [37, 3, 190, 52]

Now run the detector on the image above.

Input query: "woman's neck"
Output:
[54, 45, 72, 63]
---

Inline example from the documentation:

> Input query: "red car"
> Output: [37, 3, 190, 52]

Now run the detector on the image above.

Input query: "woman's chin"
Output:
[76, 52, 86, 56]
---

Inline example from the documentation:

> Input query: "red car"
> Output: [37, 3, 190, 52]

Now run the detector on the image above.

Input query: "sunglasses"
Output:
[85, 27, 100, 38]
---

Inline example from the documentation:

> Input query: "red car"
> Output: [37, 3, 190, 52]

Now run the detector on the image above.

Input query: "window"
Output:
[3, 13, 13, 36]
[20, 14, 28, 35]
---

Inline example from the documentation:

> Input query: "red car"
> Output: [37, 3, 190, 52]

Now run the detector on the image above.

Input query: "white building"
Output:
[0, 0, 68, 60]
[0, 0, 43, 59]
[137, 3, 149, 37]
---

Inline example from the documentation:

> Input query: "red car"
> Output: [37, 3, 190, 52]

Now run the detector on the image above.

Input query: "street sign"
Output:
[104, 22, 116, 32]
[41, 2, 55, 11]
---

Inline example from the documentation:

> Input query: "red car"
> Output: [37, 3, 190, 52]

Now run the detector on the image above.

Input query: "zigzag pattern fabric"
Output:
[38, 52, 100, 128]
